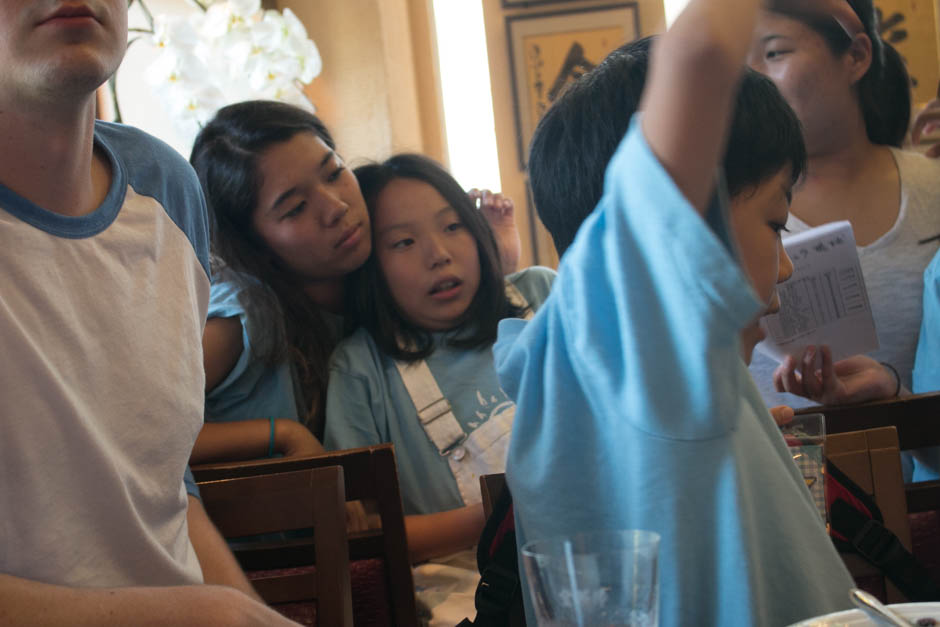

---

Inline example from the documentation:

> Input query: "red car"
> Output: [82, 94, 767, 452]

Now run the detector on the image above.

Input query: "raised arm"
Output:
[640, 0, 759, 213]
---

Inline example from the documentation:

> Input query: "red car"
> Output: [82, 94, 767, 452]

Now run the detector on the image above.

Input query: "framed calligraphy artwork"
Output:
[506, 3, 639, 170]
[873, 0, 940, 106]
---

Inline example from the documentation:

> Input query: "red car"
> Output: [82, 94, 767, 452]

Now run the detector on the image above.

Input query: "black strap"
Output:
[831, 498, 940, 601]
[462, 486, 526, 626]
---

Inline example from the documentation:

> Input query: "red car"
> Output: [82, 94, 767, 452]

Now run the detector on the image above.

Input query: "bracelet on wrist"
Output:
[879, 361, 901, 397]
[267, 417, 276, 457]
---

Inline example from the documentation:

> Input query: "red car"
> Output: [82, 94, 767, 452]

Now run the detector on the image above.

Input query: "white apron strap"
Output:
[395, 359, 466, 456]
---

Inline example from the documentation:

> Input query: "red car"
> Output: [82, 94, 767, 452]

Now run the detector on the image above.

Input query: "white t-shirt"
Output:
[0, 122, 209, 587]
[750, 147, 940, 408]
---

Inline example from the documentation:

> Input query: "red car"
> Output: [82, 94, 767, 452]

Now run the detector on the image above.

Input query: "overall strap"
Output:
[396, 279, 531, 456]
[395, 359, 466, 456]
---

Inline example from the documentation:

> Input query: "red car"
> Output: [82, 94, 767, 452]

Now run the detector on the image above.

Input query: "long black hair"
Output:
[785, 0, 911, 147]
[351, 154, 526, 362]
[190, 100, 343, 436]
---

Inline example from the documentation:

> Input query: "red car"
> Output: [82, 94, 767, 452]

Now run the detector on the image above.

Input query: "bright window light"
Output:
[432, 0, 501, 193]
[663, 0, 691, 27]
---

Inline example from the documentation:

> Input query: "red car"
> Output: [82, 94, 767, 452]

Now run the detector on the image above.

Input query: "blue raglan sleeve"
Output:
[496, 118, 761, 441]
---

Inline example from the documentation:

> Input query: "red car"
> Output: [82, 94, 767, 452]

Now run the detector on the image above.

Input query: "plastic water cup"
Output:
[521, 529, 660, 627]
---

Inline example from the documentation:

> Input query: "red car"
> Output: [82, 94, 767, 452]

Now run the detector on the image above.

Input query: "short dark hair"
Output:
[190, 100, 340, 436]
[352, 154, 526, 362]
[782, 0, 911, 147]
[529, 36, 806, 256]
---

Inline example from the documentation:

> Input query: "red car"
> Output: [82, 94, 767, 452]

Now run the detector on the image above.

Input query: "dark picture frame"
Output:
[506, 3, 639, 170]
[501, 0, 593, 7]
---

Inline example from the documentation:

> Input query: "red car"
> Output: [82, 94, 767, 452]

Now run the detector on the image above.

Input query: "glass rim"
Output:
[521, 528, 661, 558]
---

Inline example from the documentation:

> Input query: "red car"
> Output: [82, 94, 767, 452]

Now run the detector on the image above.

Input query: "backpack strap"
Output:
[826, 459, 940, 601]
[461, 485, 524, 627]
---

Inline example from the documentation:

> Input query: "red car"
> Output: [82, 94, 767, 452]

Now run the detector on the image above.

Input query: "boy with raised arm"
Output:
[0, 1, 296, 624]
[495, 1, 856, 625]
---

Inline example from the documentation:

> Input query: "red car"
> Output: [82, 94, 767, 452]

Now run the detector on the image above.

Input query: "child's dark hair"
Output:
[529, 36, 806, 256]
[780, 0, 911, 147]
[352, 154, 526, 362]
[190, 100, 339, 436]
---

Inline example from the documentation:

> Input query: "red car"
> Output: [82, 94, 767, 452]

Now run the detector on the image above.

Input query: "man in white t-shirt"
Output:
[0, 2, 295, 624]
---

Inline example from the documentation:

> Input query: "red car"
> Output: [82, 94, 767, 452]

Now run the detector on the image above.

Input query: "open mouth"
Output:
[429, 277, 462, 296]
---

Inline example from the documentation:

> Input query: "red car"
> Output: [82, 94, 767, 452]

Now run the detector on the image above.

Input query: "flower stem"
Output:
[134, 0, 155, 31]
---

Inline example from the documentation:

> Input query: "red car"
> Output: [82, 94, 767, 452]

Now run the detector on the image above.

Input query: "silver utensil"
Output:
[850, 588, 913, 627]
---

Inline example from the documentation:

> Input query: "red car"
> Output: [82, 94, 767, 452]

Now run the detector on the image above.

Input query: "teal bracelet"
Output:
[267, 417, 276, 458]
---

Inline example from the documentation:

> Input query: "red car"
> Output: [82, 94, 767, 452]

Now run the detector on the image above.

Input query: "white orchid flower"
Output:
[141, 0, 318, 149]
[227, 0, 261, 20]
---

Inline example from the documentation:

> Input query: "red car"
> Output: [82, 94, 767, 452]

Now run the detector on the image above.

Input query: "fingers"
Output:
[475, 190, 515, 218]
[911, 99, 940, 144]
[773, 355, 802, 393]
[769, 405, 795, 426]
[800, 346, 823, 399]
[765, 0, 864, 36]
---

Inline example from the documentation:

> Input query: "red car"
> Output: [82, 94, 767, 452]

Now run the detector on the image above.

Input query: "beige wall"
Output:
[280, 0, 445, 167]
[482, 0, 666, 268]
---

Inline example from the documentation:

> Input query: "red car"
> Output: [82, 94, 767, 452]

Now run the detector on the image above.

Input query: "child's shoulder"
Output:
[329, 326, 385, 375]
[506, 265, 557, 313]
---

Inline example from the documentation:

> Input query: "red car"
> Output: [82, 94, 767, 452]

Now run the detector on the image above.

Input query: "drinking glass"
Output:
[781, 412, 827, 520]
[521, 529, 660, 627]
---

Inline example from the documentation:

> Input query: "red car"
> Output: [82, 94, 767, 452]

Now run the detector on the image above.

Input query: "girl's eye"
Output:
[444, 221, 463, 233]
[770, 222, 790, 235]
[765, 48, 790, 61]
[282, 202, 305, 220]
[391, 238, 414, 249]
[326, 166, 345, 183]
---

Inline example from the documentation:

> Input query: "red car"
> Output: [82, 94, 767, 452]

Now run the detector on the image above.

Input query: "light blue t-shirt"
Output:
[205, 279, 300, 423]
[204, 278, 344, 429]
[495, 120, 854, 627]
[911, 249, 940, 481]
[324, 267, 556, 516]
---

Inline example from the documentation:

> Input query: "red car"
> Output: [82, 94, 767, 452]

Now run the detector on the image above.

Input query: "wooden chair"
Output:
[197, 466, 353, 627]
[193, 444, 419, 627]
[797, 393, 940, 597]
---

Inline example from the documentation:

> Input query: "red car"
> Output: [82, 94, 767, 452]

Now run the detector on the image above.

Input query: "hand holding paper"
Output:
[773, 345, 899, 405]
[756, 220, 879, 364]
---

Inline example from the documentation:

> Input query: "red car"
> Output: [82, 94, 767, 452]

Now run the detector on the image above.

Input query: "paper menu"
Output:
[755, 220, 879, 363]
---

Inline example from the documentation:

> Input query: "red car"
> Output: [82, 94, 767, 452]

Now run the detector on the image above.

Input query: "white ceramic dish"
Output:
[790, 602, 940, 626]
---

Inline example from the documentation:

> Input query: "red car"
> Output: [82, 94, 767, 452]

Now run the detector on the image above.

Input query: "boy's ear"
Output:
[846, 33, 873, 85]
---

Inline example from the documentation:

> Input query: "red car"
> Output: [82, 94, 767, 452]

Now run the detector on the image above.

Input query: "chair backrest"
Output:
[796, 391, 940, 513]
[193, 444, 419, 627]
[198, 465, 353, 627]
